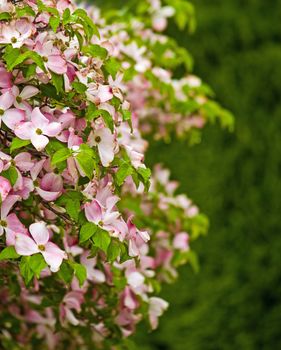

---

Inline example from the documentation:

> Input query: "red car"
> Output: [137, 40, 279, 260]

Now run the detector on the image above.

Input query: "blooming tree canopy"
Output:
[0, 0, 233, 349]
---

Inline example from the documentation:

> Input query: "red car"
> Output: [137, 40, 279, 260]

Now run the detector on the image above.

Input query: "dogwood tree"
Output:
[0, 0, 233, 349]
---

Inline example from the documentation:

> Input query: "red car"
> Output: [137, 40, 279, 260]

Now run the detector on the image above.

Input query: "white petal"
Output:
[15, 233, 39, 256]
[29, 222, 49, 245]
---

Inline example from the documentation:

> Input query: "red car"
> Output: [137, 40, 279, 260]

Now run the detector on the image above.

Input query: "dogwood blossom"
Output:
[15, 222, 66, 272]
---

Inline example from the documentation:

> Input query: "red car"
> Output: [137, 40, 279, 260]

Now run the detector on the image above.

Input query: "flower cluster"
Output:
[0, 0, 231, 349]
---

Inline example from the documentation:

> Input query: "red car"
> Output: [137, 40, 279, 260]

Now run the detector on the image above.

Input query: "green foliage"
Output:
[130, 0, 281, 349]
[0, 246, 20, 261]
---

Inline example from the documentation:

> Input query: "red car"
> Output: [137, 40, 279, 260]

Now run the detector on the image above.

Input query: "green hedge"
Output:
[131, 0, 281, 349]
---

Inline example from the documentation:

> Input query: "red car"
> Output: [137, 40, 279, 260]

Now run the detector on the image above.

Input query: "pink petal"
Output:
[40, 173, 63, 192]
[30, 159, 45, 181]
[14, 152, 34, 172]
[47, 55, 67, 75]
[0, 68, 12, 88]
[31, 107, 49, 129]
[31, 134, 49, 151]
[1, 194, 20, 219]
[19, 86, 39, 100]
[15, 233, 39, 255]
[84, 200, 102, 223]
[95, 128, 114, 167]
[2, 108, 25, 130]
[43, 242, 66, 272]
[0, 90, 14, 110]
[96, 85, 113, 103]
[15, 121, 33, 140]
[29, 222, 50, 245]
[0, 176, 11, 202]
[36, 187, 61, 201]
[44, 122, 61, 137]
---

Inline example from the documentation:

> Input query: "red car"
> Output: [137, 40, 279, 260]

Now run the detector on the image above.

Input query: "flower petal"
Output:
[42, 242, 66, 272]
[2, 108, 25, 130]
[31, 133, 49, 151]
[84, 200, 102, 223]
[15, 233, 39, 256]
[29, 222, 50, 245]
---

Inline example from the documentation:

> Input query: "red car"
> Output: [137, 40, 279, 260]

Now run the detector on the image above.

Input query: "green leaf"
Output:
[51, 72, 64, 94]
[45, 139, 65, 154]
[10, 138, 31, 153]
[3, 47, 20, 71]
[5, 50, 45, 72]
[92, 228, 111, 253]
[91, 109, 114, 133]
[0, 12, 12, 21]
[19, 256, 34, 285]
[72, 263, 87, 286]
[62, 8, 71, 25]
[29, 254, 47, 278]
[49, 15, 60, 32]
[72, 9, 100, 39]
[80, 222, 98, 243]
[72, 81, 87, 94]
[115, 161, 133, 186]
[65, 199, 80, 222]
[82, 44, 108, 60]
[104, 57, 121, 79]
[136, 167, 151, 191]
[121, 109, 133, 132]
[186, 250, 200, 273]
[1, 166, 18, 186]
[40, 83, 60, 100]
[76, 151, 96, 179]
[0, 246, 20, 261]
[107, 240, 121, 262]
[25, 63, 37, 78]
[57, 261, 73, 283]
[137, 167, 151, 182]
[16, 6, 35, 17]
[51, 147, 71, 165]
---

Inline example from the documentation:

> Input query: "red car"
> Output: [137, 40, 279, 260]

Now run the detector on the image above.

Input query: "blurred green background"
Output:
[134, 0, 281, 349]
[92, 0, 281, 348]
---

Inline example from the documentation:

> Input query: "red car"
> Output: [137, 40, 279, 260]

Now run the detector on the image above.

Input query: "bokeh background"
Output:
[96, 0, 281, 348]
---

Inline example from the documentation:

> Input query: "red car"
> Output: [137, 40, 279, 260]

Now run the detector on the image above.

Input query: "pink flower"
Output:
[89, 128, 115, 167]
[15, 107, 61, 151]
[36, 173, 63, 201]
[80, 251, 105, 283]
[84, 198, 124, 236]
[0, 67, 12, 88]
[126, 216, 150, 257]
[0, 19, 34, 48]
[34, 37, 67, 75]
[0, 195, 28, 245]
[148, 297, 169, 330]
[15, 222, 66, 272]
[59, 291, 84, 326]
[86, 84, 113, 104]
[0, 176, 11, 202]
[173, 232, 189, 251]
[12, 85, 39, 109]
